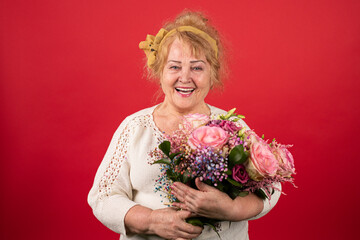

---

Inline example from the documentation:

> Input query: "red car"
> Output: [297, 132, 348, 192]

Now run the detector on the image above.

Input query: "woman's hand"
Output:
[148, 207, 203, 240]
[171, 178, 235, 220]
[171, 178, 264, 221]
[125, 205, 202, 239]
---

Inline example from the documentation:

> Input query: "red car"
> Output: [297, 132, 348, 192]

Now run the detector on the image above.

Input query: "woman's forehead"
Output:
[167, 38, 206, 61]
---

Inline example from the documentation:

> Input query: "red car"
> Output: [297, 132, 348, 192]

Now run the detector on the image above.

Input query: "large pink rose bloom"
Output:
[188, 126, 229, 150]
[180, 113, 210, 132]
[272, 145, 295, 177]
[246, 135, 279, 181]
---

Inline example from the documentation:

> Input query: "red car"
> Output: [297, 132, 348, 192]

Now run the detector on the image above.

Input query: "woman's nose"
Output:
[179, 68, 191, 83]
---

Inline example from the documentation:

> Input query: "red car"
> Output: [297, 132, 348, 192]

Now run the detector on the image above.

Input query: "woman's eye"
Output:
[192, 66, 203, 71]
[170, 66, 180, 70]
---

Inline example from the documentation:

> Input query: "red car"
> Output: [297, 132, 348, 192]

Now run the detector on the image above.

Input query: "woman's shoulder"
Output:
[117, 105, 155, 123]
[125, 105, 157, 121]
[115, 105, 158, 130]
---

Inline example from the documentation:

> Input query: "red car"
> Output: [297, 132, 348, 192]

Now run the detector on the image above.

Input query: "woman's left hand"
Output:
[171, 178, 235, 220]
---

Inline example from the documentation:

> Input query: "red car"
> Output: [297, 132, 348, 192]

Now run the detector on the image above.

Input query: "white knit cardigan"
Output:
[88, 105, 281, 240]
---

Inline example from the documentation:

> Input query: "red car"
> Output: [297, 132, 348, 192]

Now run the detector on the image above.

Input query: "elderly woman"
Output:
[88, 11, 281, 240]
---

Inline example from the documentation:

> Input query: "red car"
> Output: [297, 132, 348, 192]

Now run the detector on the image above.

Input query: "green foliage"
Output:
[204, 223, 221, 239]
[159, 141, 171, 157]
[186, 217, 221, 239]
[186, 218, 204, 227]
[170, 152, 181, 160]
[181, 169, 191, 184]
[255, 189, 268, 199]
[226, 178, 243, 187]
[228, 187, 249, 199]
[214, 182, 224, 191]
[174, 155, 183, 165]
[238, 191, 249, 197]
[228, 187, 241, 199]
[228, 145, 249, 168]
[153, 158, 171, 165]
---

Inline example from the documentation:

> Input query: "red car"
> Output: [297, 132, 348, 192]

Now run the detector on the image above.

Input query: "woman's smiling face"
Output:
[160, 38, 212, 113]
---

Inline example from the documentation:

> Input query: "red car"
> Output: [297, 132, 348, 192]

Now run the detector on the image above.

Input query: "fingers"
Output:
[151, 208, 202, 239]
[172, 200, 197, 213]
[176, 209, 193, 219]
[171, 182, 203, 203]
[195, 178, 214, 192]
[172, 182, 197, 200]
[171, 184, 198, 214]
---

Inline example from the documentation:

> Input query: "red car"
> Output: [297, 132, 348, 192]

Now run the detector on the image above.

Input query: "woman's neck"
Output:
[155, 101, 211, 117]
[152, 101, 211, 135]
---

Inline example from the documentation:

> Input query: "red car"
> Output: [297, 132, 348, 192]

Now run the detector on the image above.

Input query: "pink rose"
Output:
[232, 164, 249, 184]
[245, 135, 279, 181]
[188, 126, 229, 150]
[272, 145, 295, 177]
[180, 113, 210, 132]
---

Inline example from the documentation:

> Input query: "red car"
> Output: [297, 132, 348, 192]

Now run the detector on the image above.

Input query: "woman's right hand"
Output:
[148, 207, 203, 240]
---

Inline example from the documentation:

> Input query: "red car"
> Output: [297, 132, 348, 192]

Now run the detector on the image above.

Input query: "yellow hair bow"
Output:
[139, 26, 218, 68]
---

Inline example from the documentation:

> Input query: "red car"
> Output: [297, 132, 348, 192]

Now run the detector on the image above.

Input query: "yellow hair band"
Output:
[139, 26, 218, 68]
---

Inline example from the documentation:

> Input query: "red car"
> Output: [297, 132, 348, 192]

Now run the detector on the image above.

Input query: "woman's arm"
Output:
[88, 118, 140, 234]
[171, 178, 280, 221]
[88, 117, 202, 239]
[124, 205, 203, 239]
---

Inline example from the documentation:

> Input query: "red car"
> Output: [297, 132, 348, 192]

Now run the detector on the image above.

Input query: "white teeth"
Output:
[175, 87, 195, 92]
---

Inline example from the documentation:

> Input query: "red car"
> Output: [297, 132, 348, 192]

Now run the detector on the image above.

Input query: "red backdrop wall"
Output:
[1, 0, 359, 239]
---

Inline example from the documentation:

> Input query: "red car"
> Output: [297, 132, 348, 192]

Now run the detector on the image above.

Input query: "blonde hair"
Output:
[145, 10, 227, 89]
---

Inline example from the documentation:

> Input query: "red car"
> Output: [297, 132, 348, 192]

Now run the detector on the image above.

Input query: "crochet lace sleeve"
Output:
[87, 117, 139, 235]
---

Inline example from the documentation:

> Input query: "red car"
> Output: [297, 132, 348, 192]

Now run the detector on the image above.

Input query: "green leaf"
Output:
[174, 155, 183, 165]
[204, 223, 221, 239]
[224, 170, 232, 175]
[186, 218, 204, 227]
[169, 152, 181, 160]
[159, 141, 171, 157]
[166, 169, 180, 182]
[229, 187, 241, 199]
[238, 191, 249, 197]
[229, 188, 249, 199]
[255, 189, 268, 199]
[187, 217, 220, 238]
[153, 158, 171, 165]
[229, 145, 249, 166]
[226, 178, 243, 187]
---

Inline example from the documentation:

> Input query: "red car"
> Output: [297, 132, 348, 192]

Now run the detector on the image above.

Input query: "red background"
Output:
[1, 0, 359, 239]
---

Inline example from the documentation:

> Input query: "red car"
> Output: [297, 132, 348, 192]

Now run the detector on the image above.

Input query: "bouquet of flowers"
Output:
[150, 108, 295, 232]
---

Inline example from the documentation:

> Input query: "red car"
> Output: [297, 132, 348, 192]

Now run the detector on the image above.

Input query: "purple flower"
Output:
[232, 164, 249, 184]
[207, 120, 242, 134]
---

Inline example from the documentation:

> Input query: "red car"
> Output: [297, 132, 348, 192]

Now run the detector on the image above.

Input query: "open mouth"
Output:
[175, 87, 195, 94]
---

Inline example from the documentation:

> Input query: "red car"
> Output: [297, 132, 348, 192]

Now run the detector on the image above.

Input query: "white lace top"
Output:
[88, 105, 281, 240]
